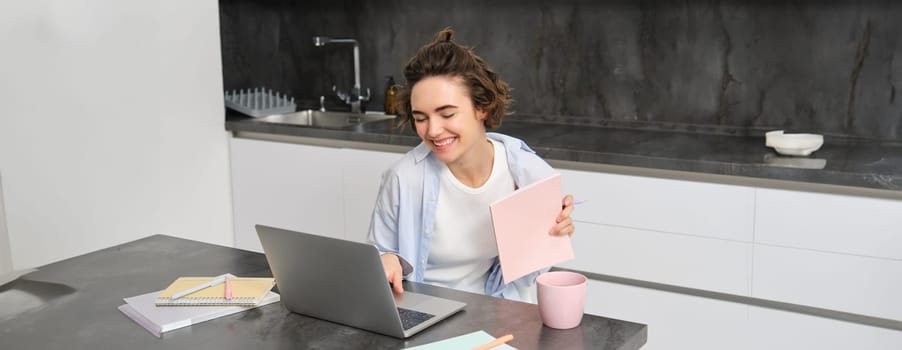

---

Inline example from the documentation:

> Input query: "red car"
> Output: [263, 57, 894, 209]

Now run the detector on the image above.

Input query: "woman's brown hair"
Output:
[395, 28, 512, 131]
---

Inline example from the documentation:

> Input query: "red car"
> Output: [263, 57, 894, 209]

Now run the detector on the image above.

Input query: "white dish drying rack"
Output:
[224, 87, 296, 117]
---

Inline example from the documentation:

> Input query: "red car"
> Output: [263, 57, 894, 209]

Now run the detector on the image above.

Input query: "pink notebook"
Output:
[490, 173, 574, 284]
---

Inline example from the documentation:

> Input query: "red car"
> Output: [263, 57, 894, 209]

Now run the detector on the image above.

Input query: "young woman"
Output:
[368, 28, 575, 302]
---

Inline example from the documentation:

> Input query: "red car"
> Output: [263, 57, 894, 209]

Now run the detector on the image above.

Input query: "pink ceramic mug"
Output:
[536, 271, 588, 329]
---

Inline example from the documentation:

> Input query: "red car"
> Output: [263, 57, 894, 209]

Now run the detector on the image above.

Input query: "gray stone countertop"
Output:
[225, 112, 902, 193]
[0, 234, 647, 350]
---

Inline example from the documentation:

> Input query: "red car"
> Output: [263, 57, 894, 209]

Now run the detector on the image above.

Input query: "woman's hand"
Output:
[380, 253, 405, 294]
[549, 194, 576, 237]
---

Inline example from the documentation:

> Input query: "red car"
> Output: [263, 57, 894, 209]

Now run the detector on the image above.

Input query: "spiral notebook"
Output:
[155, 276, 275, 306]
[120, 289, 280, 337]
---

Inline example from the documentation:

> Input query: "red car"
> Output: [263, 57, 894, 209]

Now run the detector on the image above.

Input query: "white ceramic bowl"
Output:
[765, 130, 824, 156]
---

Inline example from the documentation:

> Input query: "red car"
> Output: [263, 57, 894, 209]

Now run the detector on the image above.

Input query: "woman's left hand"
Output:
[549, 194, 576, 236]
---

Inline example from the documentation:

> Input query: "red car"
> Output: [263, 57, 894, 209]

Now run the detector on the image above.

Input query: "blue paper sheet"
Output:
[405, 330, 516, 350]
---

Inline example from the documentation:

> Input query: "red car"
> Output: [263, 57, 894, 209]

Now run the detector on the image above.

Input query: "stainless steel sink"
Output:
[260, 109, 396, 129]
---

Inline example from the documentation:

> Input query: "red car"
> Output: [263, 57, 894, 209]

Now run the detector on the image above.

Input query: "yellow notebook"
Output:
[155, 275, 275, 306]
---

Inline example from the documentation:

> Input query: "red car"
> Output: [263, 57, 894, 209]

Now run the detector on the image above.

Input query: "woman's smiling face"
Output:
[411, 75, 488, 166]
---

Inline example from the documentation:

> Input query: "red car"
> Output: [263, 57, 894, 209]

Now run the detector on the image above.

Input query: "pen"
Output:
[171, 274, 229, 300]
[563, 199, 587, 208]
[471, 334, 514, 350]
[225, 276, 233, 300]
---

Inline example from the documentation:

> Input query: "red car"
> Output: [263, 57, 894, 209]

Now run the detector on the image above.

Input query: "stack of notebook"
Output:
[118, 274, 280, 337]
[154, 275, 275, 306]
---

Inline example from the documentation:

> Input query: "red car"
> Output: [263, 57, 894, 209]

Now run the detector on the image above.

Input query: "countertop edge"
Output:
[225, 119, 902, 199]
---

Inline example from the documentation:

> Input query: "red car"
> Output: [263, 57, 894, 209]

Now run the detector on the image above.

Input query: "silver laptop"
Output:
[255, 224, 466, 338]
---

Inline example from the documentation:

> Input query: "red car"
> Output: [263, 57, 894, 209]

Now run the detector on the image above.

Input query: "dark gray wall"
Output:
[219, 0, 902, 141]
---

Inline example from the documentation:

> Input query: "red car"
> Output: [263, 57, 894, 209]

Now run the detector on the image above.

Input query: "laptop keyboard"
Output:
[397, 307, 435, 330]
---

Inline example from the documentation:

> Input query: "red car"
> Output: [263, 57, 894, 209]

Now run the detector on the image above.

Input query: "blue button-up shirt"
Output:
[367, 132, 557, 302]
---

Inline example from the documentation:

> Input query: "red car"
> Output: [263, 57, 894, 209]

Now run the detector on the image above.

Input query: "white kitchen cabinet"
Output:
[585, 280, 750, 350]
[752, 244, 902, 320]
[552, 166, 902, 349]
[748, 305, 902, 349]
[229, 137, 344, 252]
[228, 135, 902, 338]
[587, 279, 902, 350]
[341, 148, 404, 243]
[559, 169, 755, 242]
[755, 188, 902, 260]
[558, 221, 752, 295]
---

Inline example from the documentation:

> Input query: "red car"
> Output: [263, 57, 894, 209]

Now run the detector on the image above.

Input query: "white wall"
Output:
[0, 173, 11, 273]
[157, 1, 233, 245]
[0, 0, 232, 269]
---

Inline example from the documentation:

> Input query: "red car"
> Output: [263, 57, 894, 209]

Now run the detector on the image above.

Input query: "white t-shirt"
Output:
[423, 139, 515, 294]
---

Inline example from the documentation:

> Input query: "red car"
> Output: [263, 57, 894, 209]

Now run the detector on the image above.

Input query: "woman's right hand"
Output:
[380, 253, 405, 294]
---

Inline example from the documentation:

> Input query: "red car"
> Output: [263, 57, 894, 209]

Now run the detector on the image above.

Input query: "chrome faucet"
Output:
[313, 36, 370, 113]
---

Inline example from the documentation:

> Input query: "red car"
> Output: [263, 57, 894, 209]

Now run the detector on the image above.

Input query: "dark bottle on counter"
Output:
[384, 76, 398, 115]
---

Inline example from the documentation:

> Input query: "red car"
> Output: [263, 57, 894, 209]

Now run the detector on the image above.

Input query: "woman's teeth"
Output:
[434, 138, 455, 146]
